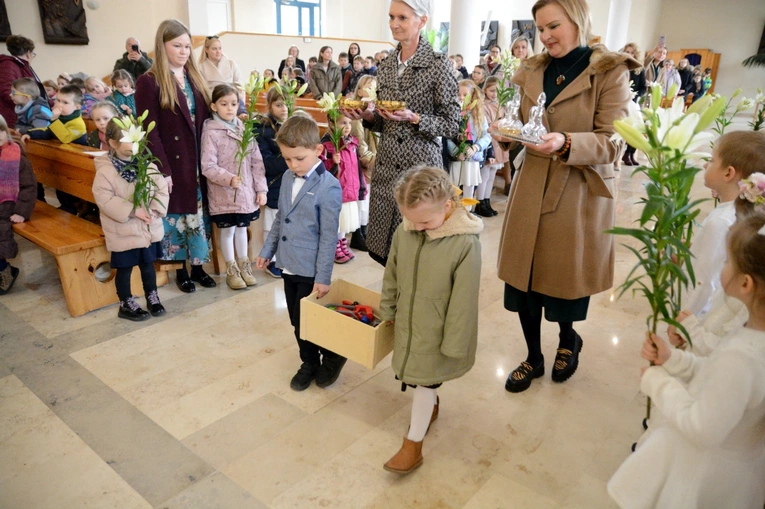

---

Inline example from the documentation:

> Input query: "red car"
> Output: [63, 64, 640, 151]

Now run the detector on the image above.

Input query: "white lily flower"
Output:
[120, 124, 145, 155]
[664, 113, 700, 151]
[317, 92, 337, 111]
[735, 98, 755, 112]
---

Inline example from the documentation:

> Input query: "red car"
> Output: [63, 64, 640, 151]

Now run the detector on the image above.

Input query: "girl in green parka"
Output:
[379, 166, 483, 475]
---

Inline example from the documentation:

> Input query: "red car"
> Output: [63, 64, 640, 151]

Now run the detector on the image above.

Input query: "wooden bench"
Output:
[12, 201, 167, 317]
[20, 140, 169, 316]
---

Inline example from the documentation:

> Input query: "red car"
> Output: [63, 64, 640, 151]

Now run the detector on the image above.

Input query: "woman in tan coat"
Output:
[492, 0, 638, 393]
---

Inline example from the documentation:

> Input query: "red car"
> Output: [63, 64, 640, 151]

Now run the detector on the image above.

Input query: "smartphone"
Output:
[131, 44, 139, 52]
[657, 35, 665, 48]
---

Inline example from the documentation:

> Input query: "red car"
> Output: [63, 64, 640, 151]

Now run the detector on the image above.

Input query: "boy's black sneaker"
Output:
[316, 356, 347, 388]
[290, 363, 319, 391]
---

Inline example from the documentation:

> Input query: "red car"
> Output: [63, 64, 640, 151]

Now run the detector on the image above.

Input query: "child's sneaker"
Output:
[290, 362, 319, 391]
[0, 265, 19, 295]
[118, 296, 150, 321]
[237, 258, 258, 286]
[340, 238, 355, 260]
[265, 261, 282, 278]
[334, 239, 351, 264]
[145, 289, 166, 317]
[226, 261, 247, 290]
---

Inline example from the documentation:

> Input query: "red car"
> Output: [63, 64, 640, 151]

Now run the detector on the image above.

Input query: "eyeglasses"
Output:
[10, 90, 32, 98]
[206, 35, 219, 40]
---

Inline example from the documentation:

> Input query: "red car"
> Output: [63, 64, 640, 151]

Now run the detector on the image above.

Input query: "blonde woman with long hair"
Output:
[136, 19, 216, 293]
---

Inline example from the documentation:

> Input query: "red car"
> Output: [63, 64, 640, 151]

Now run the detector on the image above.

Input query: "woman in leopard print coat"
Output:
[345, 0, 460, 264]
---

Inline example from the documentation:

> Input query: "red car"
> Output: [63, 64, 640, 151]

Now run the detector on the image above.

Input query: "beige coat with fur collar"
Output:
[497, 45, 639, 300]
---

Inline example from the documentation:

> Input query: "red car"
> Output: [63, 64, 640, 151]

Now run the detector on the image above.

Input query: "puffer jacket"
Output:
[200, 117, 267, 215]
[309, 61, 342, 99]
[379, 206, 483, 386]
[92, 156, 168, 253]
[255, 115, 287, 209]
[319, 133, 365, 203]
[14, 96, 52, 134]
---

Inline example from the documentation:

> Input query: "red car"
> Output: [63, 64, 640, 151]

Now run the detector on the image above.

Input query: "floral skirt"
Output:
[160, 188, 212, 264]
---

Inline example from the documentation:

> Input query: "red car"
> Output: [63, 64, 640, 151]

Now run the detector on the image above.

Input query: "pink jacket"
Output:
[320, 135, 365, 204]
[200, 117, 267, 215]
[92, 156, 168, 253]
[483, 101, 509, 165]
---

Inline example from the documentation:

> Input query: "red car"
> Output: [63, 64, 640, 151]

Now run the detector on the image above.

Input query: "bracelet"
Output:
[555, 132, 572, 159]
[410, 113, 420, 125]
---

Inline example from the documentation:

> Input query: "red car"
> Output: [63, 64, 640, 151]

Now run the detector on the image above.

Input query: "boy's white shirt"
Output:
[686, 200, 736, 316]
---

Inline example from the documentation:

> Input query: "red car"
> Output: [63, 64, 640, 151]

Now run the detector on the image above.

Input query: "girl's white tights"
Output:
[220, 226, 249, 262]
[476, 165, 499, 200]
[407, 386, 437, 442]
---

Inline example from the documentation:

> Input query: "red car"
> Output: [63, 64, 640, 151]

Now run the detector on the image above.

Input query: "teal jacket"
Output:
[380, 206, 483, 385]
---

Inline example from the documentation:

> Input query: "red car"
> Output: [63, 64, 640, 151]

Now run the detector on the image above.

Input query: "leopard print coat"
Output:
[364, 37, 460, 260]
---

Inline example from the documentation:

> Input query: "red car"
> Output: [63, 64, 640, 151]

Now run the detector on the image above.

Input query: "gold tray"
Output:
[488, 128, 542, 145]
[339, 98, 369, 110]
[375, 100, 407, 112]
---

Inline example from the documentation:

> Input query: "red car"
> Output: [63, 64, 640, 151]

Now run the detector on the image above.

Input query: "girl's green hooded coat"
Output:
[380, 206, 483, 386]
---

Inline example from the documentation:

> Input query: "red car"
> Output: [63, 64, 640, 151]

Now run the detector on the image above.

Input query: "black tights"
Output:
[518, 310, 575, 366]
[115, 262, 157, 301]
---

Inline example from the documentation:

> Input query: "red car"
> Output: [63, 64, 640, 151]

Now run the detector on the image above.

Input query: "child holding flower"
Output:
[686, 131, 765, 317]
[92, 118, 168, 321]
[446, 80, 491, 211]
[201, 84, 268, 290]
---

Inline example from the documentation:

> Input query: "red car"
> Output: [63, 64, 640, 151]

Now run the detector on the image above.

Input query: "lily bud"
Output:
[614, 119, 652, 153]
[695, 95, 727, 133]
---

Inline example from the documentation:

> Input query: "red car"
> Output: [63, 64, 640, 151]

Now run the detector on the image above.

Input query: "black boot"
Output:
[474, 200, 492, 218]
[118, 296, 150, 321]
[350, 226, 368, 252]
[145, 289, 166, 317]
[484, 199, 498, 216]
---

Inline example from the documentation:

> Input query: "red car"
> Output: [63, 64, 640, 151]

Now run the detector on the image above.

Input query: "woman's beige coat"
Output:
[497, 45, 639, 300]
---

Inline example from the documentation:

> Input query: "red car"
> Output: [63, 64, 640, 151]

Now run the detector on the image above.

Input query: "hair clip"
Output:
[452, 184, 479, 208]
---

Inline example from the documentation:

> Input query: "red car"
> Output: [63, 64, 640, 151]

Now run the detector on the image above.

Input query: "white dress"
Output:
[686, 201, 736, 316]
[608, 327, 765, 509]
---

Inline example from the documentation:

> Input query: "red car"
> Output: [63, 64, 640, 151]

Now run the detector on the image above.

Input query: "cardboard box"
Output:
[300, 279, 394, 369]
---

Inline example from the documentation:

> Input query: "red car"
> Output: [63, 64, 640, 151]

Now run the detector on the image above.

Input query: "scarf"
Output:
[110, 154, 137, 183]
[0, 141, 22, 204]
[212, 112, 239, 133]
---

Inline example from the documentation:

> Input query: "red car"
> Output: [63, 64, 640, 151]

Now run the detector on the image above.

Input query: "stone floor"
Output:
[0, 159, 716, 509]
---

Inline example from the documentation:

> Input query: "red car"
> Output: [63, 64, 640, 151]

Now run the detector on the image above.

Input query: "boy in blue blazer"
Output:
[256, 115, 345, 391]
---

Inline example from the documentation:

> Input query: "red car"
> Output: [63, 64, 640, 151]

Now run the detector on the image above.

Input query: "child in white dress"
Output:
[608, 211, 765, 509]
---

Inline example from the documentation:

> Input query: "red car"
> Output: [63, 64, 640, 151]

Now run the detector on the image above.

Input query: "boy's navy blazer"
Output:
[259, 161, 342, 285]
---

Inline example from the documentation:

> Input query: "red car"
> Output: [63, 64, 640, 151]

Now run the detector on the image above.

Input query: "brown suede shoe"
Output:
[383, 437, 423, 474]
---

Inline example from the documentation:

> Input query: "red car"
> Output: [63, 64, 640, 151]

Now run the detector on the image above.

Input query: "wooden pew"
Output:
[83, 117, 96, 134]
[20, 140, 169, 317]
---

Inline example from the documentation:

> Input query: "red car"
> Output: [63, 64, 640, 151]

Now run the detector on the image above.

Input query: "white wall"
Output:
[656, 0, 765, 99]
[0, 0, 187, 81]
[208, 32, 394, 78]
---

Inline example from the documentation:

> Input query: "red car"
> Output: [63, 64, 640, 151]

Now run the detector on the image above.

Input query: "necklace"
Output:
[553, 50, 590, 86]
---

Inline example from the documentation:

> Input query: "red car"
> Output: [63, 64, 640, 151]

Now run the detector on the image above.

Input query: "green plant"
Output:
[274, 78, 309, 118]
[608, 84, 725, 418]
[233, 74, 267, 202]
[317, 92, 343, 152]
[749, 88, 765, 131]
[495, 49, 521, 108]
[711, 88, 754, 141]
[112, 111, 164, 228]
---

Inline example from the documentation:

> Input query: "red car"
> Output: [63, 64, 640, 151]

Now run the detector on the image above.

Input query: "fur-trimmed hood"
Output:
[403, 206, 484, 239]
[520, 44, 641, 75]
